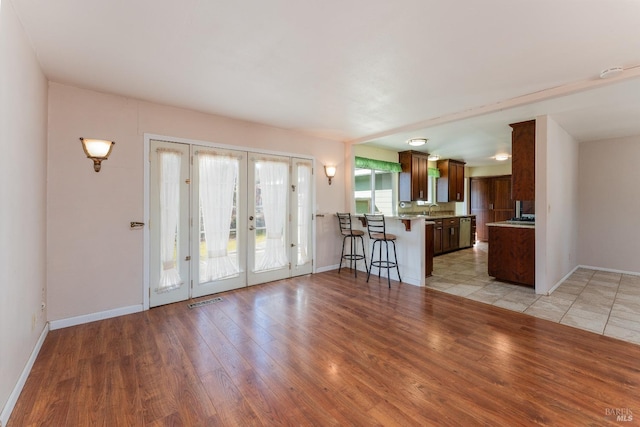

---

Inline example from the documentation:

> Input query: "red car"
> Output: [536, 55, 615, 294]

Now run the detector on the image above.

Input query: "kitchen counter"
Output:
[487, 220, 535, 229]
[346, 213, 476, 285]
[398, 213, 474, 219]
[350, 214, 431, 286]
[356, 214, 436, 232]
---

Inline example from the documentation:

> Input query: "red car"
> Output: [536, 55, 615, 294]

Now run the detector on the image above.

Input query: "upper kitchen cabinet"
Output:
[436, 159, 465, 203]
[399, 150, 429, 201]
[510, 120, 535, 201]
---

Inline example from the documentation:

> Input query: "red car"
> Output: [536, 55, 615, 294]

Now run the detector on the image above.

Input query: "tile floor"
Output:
[425, 242, 640, 345]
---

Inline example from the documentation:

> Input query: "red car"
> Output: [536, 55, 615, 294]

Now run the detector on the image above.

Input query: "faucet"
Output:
[428, 203, 439, 216]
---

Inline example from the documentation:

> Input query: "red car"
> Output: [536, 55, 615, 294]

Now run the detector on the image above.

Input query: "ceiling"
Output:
[11, 0, 640, 166]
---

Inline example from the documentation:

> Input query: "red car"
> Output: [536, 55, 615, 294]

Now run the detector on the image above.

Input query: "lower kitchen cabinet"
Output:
[488, 225, 535, 287]
[432, 216, 474, 256]
[442, 217, 460, 253]
[471, 216, 477, 244]
[433, 219, 443, 255]
[425, 223, 434, 277]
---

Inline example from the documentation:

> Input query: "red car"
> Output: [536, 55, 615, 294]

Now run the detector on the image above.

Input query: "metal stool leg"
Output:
[385, 240, 391, 288]
[377, 239, 383, 278]
[392, 240, 401, 283]
[359, 235, 369, 274]
[367, 240, 377, 282]
[338, 235, 347, 273]
[351, 236, 357, 277]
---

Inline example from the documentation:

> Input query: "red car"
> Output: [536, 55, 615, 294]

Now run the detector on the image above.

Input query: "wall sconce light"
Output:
[324, 165, 336, 185]
[80, 137, 115, 172]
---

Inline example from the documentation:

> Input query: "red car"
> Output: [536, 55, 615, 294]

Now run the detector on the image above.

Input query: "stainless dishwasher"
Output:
[459, 217, 471, 248]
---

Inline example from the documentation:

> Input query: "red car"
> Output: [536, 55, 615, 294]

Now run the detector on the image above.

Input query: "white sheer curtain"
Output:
[296, 163, 311, 265]
[199, 152, 239, 282]
[157, 149, 183, 292]
[257, 160, 289, 270]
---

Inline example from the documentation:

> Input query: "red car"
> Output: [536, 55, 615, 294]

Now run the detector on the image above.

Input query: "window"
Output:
[353, 157, 402, 215]
[426, 165, 442, 204]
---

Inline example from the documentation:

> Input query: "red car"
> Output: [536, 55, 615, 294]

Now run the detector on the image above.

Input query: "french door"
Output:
[149, 141, 191, 307]
[246, 155, 314, 285]
[191, 146, 247, 297]
[148, 140, 313, 308]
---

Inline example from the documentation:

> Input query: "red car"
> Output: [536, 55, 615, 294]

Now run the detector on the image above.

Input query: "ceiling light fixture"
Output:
[427, 154, 440, 161]
[407, 138, 427, 147]
[495, 153, 510, 161]
[80, 137, 115, 172]
[599, 67, 623, 79]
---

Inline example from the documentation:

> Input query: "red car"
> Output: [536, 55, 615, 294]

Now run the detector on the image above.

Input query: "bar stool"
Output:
[364, 214, 401, 288]
[336, 213, 369, 277]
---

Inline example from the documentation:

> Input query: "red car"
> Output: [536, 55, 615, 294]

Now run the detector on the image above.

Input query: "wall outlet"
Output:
[31, 313, 37, 331]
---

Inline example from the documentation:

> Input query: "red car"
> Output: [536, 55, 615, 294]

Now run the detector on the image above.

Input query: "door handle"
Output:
[249, 225, 255, 231]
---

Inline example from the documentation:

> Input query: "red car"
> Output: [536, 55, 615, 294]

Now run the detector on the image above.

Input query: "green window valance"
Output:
[355, 156, 402, 172]
[428, 167, 440, 178]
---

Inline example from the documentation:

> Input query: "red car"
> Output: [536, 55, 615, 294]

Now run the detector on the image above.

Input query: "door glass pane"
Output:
[198, 152, 240, 283]
[156, 148, 184, 293]
[295, 162, 312, 266]
[254, 159, 289, 272]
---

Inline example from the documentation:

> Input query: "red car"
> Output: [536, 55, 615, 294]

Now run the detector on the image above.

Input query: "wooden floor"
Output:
[9, 270, 640, 426]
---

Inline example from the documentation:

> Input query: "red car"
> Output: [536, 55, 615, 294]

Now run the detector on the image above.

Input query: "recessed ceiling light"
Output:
[407, 138, 427, 146]
[428, 154, 440, 161]
[495, 153, 510, 161]
[599, 67, 623, 79]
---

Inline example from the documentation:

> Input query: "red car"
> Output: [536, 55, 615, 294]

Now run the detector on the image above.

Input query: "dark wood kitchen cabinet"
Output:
[433, 218, 444, 255]
[399, 150, 429, 201]
[441, 217, 460, 252]
[471, 216, 477, 243]
[437, 159, 466, 203]
[488, 225, 535, 287]
[470, 176, 514, 242]
[510, 120, 535, 201]
[425, 222, 434, 277]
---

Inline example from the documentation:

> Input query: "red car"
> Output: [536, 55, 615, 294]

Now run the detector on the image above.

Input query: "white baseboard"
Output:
[1, 323, 49, 427]
[579, 265, 640, 277]
[315, 264, 339, 273]
[49, 304, 143, 330]
[546, 265, 579, 295]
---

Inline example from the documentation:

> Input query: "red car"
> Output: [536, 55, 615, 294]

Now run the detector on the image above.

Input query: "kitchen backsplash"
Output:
[397, 201, 457, 216]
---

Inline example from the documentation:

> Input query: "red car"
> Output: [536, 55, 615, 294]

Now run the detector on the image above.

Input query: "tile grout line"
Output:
[602, 275, 623, 335]
[557, 280, 589, 325]
[430, 248, 640, 343]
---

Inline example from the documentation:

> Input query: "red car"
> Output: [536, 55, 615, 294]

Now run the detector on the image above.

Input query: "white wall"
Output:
[468, 163, 512, 177]
[0, 0, 48, 421]
[578, 135, 640, 272]
[353, 144, 400, 163]
[47, 83, 345, 322]
[535, 116, 579, 294]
